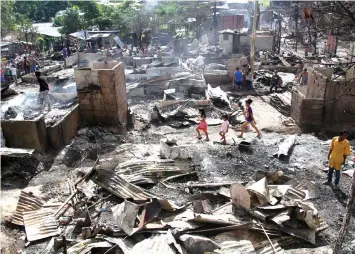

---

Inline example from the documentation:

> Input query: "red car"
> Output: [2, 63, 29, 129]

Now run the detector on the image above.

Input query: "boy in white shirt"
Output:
[219, 115, 229, 144]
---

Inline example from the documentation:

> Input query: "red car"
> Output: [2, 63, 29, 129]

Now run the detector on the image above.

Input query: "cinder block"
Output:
[104, 105, 117, 112]
[93, 103, 104, 111]
[80, 104, 93, 111]
[80, 98, 91, 105]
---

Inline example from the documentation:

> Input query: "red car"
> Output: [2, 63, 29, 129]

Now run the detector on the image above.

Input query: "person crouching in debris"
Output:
[269, 70, 281, 93]
[35, 71, 51, 112]
[324, 130, 351, 189]
[219, 115, 229, 144]
[196, 108, 209, 141]
[238, 99, 261, 138]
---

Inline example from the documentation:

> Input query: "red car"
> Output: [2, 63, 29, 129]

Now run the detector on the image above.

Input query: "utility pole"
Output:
[334, 174, 355, 253]
[251, 0, 258, 75]
[212, 0, 217, 46]
[294, 3, 299, 52]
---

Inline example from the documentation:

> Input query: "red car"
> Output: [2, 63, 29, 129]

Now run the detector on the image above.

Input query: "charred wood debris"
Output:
[5, 133, 328, 254]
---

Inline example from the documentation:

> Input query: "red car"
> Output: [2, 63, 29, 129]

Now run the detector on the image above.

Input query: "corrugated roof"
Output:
[116, 159, 188, 185]
[91, 169, 180, 211]
[11, 191, 44, 226]
[23, 208, 61, 242]
[32, 23, 62, 37]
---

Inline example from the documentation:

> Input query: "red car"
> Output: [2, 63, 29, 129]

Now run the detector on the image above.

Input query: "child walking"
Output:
[238, 98, 261, 138]
[219, 115, 229, 144]
[196, 108, 209, 141]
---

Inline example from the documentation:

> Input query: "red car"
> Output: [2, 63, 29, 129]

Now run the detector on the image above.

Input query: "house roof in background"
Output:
[32, 23, 62, 37]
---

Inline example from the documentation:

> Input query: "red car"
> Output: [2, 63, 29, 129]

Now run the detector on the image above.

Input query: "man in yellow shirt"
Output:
[325, 130, 351, 189]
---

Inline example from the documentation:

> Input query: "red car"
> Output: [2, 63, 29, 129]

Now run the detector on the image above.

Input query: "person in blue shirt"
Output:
[233, 67, 243, 90]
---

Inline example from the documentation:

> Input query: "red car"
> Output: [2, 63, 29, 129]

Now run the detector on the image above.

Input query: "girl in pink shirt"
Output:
[219, 115, 229, 144]
[196, 108, 209, 141]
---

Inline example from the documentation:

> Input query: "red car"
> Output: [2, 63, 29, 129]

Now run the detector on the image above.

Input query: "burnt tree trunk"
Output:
[333, 172, 355, 253]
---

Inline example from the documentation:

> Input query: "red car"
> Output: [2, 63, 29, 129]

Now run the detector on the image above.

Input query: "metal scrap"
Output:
[115, 159, 190, 185]
[129, 234, 178, 254]
[179, 234, 221, 254]
[11, 191, 44, 226]
[23, 208, 61, 242]
[91, 168, 181, 211]
[274, 135, 296, 159]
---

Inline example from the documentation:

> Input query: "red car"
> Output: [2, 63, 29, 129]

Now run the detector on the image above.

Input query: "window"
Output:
[223, 34, 229, 40]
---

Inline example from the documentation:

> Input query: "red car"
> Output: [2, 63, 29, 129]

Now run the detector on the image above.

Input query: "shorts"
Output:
[197, 126, 207, 132]
[234, 81, 242, 87]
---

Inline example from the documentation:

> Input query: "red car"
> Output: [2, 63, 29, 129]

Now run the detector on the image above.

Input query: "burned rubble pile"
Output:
[8, 149, 328, 253]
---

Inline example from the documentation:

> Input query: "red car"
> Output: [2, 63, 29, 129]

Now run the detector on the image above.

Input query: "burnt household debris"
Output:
[1, 1, 355, 254]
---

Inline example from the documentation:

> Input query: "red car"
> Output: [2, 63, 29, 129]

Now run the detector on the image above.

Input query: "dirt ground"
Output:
[1, 90, 355, 253]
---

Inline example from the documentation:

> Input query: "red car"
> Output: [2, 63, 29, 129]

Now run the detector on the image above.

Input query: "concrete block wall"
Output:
[300, 98, 324, 126]
[75, 61, 127, 133]
[290, 88, 305, 126]
[306, 68, 328, 99]
[48, 105, 80, 150]
[226, 57, 249, 81]
[1, 116, 48, 153]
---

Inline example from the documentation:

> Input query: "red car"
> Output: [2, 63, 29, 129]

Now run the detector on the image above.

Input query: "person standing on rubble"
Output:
[23, 56, 31, 75]
[35, 71, 51, 112]
[269, 70, 282, 93]
[196, 108, 209, 141]
[324, 130, 351, 189]
[245, 68, 253, 91]
[233, 67, 243, 90]
[238, 99, 261, 138]
[298, 68, 308, 86]
[219, 115, 229, 144]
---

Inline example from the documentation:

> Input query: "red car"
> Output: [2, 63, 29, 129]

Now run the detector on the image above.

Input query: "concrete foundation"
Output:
[204, 70, 229, 87]
[290, 67, 355, 133]
[75, 61, 127, 133]
[65, 52, 103, 67]
[133, 57, 154, 68]
[1, 106, 79, 153]
[47, 105, 80, 150]
[1, 116, 48, 153]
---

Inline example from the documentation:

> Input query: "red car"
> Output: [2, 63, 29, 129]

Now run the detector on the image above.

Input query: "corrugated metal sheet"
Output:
[129, 234, 177, 254]
[11, 191, 44, 226]
[256, 242, 284, 254]
[91, 169, 180, 211]
[216, 239, 256, 254]
[23, 208, 61, 242]
[116, 159, 188, 185]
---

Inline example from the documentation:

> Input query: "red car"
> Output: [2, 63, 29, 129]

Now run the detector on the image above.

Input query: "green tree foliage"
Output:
[13, 0, 68, 22]
[54, 7, 84, 35]
[1, 0, 16, 39]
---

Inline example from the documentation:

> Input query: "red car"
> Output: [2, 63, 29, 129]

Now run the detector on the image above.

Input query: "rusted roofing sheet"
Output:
[23, 208, 61, 242]
[11, 191, 44, 226]
[91, 169, 180, 211]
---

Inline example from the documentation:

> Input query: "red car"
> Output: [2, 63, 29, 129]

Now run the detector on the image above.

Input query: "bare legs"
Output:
[238, 121, 261, 138]
[196, 128, 209, 141]
[219, 132, 226, 144]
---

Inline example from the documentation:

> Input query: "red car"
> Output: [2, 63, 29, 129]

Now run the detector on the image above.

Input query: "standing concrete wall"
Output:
[47, 105, 80, 150]
[1, 116, 48, 153]
[75, 61, 127, 133]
